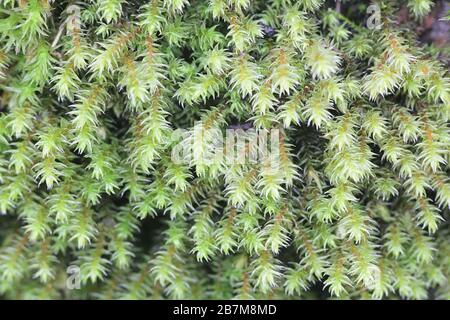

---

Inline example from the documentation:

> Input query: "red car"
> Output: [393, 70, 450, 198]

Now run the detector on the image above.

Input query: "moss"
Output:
[0, 0, 449, 300]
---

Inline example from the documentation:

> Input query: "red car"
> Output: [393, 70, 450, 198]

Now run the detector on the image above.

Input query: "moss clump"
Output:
[0, 0, 449, 300]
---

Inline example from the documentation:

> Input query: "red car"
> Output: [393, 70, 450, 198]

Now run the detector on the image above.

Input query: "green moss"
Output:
[0, 0, 449, 300]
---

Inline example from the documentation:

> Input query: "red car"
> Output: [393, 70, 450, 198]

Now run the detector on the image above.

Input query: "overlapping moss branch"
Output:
[0, 0, 449, 300]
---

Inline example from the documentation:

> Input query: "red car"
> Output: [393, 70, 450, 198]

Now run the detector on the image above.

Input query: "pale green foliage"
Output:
[0, 0, 449, 301]
[407, 0, 434, 19]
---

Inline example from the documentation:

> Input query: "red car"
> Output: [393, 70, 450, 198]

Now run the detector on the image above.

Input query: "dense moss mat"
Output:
[0, 0, 449, 299]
